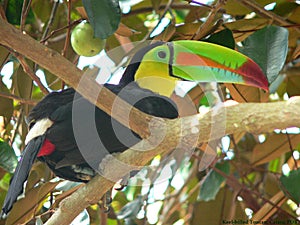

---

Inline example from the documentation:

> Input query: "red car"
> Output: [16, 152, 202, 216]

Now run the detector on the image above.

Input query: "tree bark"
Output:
[44, 96, 300, 225]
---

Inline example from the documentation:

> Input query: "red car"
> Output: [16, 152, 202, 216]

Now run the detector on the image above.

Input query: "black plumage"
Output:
[1, 42, 178, 215]
[35, 83, 178, 182]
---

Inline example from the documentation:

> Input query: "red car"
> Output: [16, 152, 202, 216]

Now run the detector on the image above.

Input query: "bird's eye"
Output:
[157, 50, 166, 59]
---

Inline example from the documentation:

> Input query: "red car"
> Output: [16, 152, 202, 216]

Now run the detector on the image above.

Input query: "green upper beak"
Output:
[170, 41, 269, 91]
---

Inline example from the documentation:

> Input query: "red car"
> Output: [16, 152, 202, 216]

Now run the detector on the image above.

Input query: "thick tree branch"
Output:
[44, 97, 300, 225]
[1, 18, 300, 224]
[0, 18, 153, 139]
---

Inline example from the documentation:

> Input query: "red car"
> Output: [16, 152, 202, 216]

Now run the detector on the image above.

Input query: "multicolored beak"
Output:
[133, 40, 269, 97]
[169, 41, 269, 91]
[169, 40, 269, 91]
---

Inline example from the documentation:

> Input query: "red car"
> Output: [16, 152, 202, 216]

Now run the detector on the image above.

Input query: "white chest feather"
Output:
[25, 118, 53, 145]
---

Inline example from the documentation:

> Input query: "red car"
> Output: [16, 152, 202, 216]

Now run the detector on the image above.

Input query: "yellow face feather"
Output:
[134, 44, 179, 97]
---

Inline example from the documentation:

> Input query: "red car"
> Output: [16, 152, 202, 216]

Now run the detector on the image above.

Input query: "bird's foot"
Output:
[71, 165, 96, 181]
[99, 190, 112, 213]
[0, 211, 7, 219]
[115, 170, 140, 191]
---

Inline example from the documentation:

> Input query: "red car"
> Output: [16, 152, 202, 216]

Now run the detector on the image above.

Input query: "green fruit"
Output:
[71, 22, 106, 57]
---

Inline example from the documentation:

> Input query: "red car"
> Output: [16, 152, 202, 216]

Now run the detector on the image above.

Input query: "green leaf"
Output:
[12, 62, 33, 117]
[6, 181, 59, 225]
[268, 158, 281, 173]
[5, 0, 35, 25]
[0, 173, 12, 191]
[199, 161, 230, 201]
[0, 47, 10, 68]
[239, 25, 288, 84]
[14, 63, 33, 99]
[0, 140, 17, 173]
[224, 0, 274, 16]
[273, 2, 298, 17]
[0, 79, 13, 125]
[35, 217, 44, 225]
[82, 0, 121, 39]
[269, 73, 285, 94]
[192, 188, 247, 225]
[151, 0, 162, 11]
[199, 95, 209, 107]
[31, 0, 52, 23]
[280, 169, 300, 204]
[117, 195, 143, 220]
[286, 74, 300, 97]
[204, 29, 235, 50]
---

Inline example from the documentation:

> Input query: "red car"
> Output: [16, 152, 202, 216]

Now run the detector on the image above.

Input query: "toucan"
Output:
[1, 40, 268, 215]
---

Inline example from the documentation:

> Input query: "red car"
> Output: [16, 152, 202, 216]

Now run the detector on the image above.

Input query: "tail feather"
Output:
[1, 135, 45, 216]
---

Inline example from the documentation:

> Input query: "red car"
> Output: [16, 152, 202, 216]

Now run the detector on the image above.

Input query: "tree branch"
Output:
[0, 91, 37, 105]
[238, 0, 300, 34]
[15, 55, 49, 95]
[44, 97, 300, 225]
[1, 18, 300, 224]
[192, 0, 225, 40]
[122, 3, 211, 18]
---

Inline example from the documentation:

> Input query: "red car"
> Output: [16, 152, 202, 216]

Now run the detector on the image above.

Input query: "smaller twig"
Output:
[219, 185, 228, 224]
[142, 0, 175, 41]
[183, 205, 194, 225]
[47, 77, 60, 88]
[35, 0, 60, 73]
[159, 161, 198, 224]
[0, 5, 7, 20]
[11, 108, 24, 145]
[16, 55, 49, 94]
[40, 20, 81, 43]
[230, 23, 300, 34]
[123, 3, 208, 18]
[238, 0, 300, 34]
[280, 23, 300, 29]
[37, 209, 56, 221]
[286, 133, 298, 170]
[62, 0, 72, 57]
[20, 0, 27, 30]
[186, 0, 212, 8]
[0, 91, 37, 105]
[251, 190, 298, 220]
[207, 18, 224, 34]
[40, 0, 60, 41]
[23, 0, 32, 19]
[213, 165, 298, 220]
[1, 45, 49, 95]
[100, 208, 107, 225]
[192, 0, 226, 40]
[20, 0, 32, 31]
[142, 158, 174, 225]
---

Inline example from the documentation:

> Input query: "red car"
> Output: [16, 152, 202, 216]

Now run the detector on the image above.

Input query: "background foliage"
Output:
[0, 0, 300, 224]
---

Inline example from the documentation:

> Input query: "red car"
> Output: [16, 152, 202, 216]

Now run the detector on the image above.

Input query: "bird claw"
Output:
[114, 170, 139, 190]
[0, 211, 7, 219]
[114, 184, 126, 191]
[99, 190, 112, 213]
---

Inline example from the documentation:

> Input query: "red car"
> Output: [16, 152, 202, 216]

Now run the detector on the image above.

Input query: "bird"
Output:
[1, 40, 269, 215]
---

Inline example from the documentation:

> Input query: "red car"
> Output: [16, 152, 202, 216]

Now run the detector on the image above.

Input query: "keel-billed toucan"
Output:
[1, 41, 268, 215]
